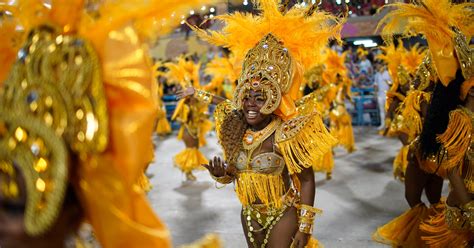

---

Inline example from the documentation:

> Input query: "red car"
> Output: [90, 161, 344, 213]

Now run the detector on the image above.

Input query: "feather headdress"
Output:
[401, 44, 426, 75]
[191, 0, 343, 119]
[377, 41, 405, 86]
[377, 0, 474, 85]
[165, 56, 201, 88]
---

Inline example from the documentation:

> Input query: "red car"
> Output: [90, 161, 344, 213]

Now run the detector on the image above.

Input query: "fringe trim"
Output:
[136, 173, 153, 192]
[173, 148, 208, 173]
[420, 202, 473, 248]
[277, 114, 338, 175]
[372, 204, 428, 247]
[156, 116, 171, 135]
[436, 109, 472, 171]
[235, 171, 284, 208]
[171, 99, 189, 122]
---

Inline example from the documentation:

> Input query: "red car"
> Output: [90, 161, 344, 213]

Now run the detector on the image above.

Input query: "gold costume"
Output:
[0, 0, 218, 247]
[190, 0, 342, 246]
[153, 61, 172, 136]
[166, 56, 212, 177]
[373, 0, 474, 246]
[324, 49, 355, 154]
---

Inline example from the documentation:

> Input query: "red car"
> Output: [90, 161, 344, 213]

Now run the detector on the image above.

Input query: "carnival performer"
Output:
[154, 60, 172, 137]
[324, 49, 355, 154]
[376, 42, 404, 136]
[373, 0, 473, 246]
[179, 1, 342, 247]
[165, 56, 212, 181]
[0, 1, 219, 247]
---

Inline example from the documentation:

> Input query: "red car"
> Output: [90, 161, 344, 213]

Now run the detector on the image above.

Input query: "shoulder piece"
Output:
[437, 107, 473, 170]
[276, 113, 338, 174]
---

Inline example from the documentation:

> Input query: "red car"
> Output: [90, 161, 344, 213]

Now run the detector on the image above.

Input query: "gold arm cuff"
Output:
[298, 222, 313, 234]
[210, 174, 233, 185]
[461, 201, 474, 230]
[194, 90, 213, 104]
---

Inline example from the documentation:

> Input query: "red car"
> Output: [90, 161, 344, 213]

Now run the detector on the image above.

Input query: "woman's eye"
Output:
[256, 97, 265, 102]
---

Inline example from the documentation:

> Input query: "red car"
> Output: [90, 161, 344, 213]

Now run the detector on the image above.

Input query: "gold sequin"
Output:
[34, 158, 48, 172]
[36, 178, 46, 192]
[15, 127, 27, 142]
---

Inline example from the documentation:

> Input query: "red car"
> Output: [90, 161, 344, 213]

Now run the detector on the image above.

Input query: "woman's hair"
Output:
[419, 69, 464, 158]
[219, 109, 248, 166]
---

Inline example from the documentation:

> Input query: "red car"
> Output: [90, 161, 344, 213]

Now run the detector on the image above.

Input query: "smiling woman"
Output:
[176, 1, 343, 247]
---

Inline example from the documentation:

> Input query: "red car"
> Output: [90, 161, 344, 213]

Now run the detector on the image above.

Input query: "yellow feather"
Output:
[191, 0, 343, 75]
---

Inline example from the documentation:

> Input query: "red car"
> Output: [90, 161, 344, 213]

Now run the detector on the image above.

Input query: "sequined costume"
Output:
[166, 56, 212, 179]
[154, 61, 172, 136]
[189, 1, 342, 246]
[0, 0, 218, 247]
[373, 0, 474, 246]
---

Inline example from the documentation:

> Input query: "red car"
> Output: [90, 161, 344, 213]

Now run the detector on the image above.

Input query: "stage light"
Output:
[353, 39, 378, 48]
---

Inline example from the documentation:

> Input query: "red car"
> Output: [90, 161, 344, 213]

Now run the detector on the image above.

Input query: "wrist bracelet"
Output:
[210, 174, 233, 185]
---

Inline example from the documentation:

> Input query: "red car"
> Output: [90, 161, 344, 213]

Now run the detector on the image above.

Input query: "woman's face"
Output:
[242, 89, 270, 127]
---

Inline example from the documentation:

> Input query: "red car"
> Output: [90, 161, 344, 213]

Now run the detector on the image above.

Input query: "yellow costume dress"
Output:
[153, 61, 172, 136]
[324, 49, 355, 153]
[373, 0, 473, 246]
[0, 1, 219, 247]
[166, 56, 212, 178]
[190, 0, 342, 246]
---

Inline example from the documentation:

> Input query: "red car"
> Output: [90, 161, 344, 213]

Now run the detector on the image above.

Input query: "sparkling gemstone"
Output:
[246, 135, 253, 143]
[31, 143, 40, 156]
[18, 48, 27, 61]
[262, 44, 268, 49]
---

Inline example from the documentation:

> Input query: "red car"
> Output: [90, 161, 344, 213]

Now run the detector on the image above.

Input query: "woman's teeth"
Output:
[247, 111, 258, 118]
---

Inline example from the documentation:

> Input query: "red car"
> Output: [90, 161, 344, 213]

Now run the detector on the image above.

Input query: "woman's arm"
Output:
[448, 167, 471, 205]
[292, 167, 316, 248]
[176, 87, 226, 105]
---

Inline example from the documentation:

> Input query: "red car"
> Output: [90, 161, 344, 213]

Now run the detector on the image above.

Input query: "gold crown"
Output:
[234, 34, 294, 114]
[0, 25, 108, 236]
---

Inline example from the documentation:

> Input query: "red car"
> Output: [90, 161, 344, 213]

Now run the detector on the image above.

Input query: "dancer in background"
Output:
[166, 56, 212, 181]
[154, 60, 172, 137]
[373, 0, 473, 246]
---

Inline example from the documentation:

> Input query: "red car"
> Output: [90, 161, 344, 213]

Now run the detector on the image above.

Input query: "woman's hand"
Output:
[176, 86, 195, 100]
[291, 231, 310, 248]
[202, 156, 226, 177]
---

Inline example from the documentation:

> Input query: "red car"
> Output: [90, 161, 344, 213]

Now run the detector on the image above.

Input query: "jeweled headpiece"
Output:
[234, 34, 293, 114]
[0, 25, 108, 236]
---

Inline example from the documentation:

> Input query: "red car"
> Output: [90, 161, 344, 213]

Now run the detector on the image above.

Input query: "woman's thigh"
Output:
[267, 207, 298, 247]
